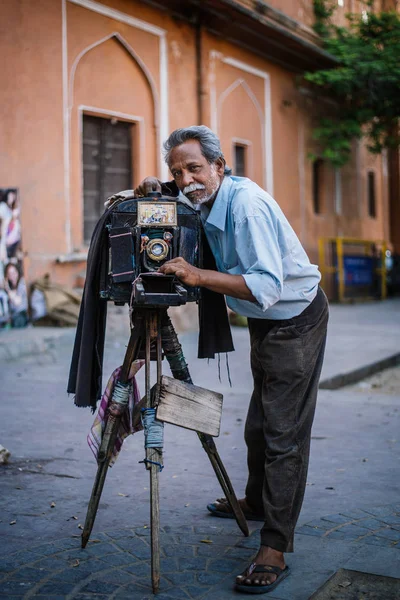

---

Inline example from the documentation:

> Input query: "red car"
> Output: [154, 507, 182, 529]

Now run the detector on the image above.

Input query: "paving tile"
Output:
[207, 557, 242, 573]
[196, 570, 232, 585]
[304, 519, 335, 531]
[356, 517, 387, 530]
[114, 592, 152, 600]
[71, 596, 109, 600]
[98, 552, 138, 567]
[339, 509, 370, 519]
[225, 546, 254, 559]
[51, 549, 89, 563]
[2, 551, 42, 568]
[178, 557, 207, 572]
[49, 538, 84, 552]
[381, 514, 400, 527]
[159, 534, 178, 546]
[133, 527, 152, 537]
[114, 538, 151, 560]
[0, 580, 35, 594]
[333, 524, 373, 538]
[30, 556, 71, 570]
[363, 505, 397, 519]
[200, 582, 244, 600]
[159, 557, 179, 572]
[193, 525, 223, 535]
[114, 581, 151, 597]
[107, 529, 137, 540]
[320, 513, 351, 525]
[196, 543, 225, 558]
[321, 530, 346, 540]
[155, 588, 191, 600]
[234, 536, 260, 548]
[94, 568, 137, 585]
[22, 543, 60, 558]
[184, 584, 208, 598]
[373, 528, 400, 542]
[164, 571, 196, 586]
[80, 542, 121, 558]
[78, 579, 122, 594]
[164, 525, 194, 534]
[272, 568, 335, 600]
[50, 567, 96, 584]
[36, 581, 77, 595]
[123, 562, 151, 578]
[358, 535, 395, 548]
[35, 596, 66, 600]
[296, 525, 326, 538]
[8, 566, 50, 582]
[345, 544, 400, 578]
[163, 544, 195, 558]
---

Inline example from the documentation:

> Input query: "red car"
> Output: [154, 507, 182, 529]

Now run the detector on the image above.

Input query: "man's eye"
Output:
[190, 166, 200, 172]
[172, 171, 181, 178]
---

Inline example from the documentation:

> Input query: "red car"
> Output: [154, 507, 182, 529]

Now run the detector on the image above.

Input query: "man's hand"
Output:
[134, 177, 162, 197]
[161, 258, 257, 302]
[159, 258, 202, 287]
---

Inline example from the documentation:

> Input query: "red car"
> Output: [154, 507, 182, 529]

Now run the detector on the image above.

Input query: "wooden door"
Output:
[82, 115, 133, 243]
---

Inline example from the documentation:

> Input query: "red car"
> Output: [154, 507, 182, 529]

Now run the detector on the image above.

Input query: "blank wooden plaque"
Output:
[156, 375, 223, 437]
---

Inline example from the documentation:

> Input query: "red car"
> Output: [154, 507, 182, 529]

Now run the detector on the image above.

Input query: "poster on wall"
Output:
[0, 188, 29, 329]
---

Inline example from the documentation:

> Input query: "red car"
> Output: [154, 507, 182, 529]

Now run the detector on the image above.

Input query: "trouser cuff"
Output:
[260, 530, 294, 553]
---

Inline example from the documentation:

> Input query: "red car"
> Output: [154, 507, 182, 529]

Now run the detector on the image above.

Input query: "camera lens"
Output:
[146, 238, 169, 262]
[152, 243, 164, 257]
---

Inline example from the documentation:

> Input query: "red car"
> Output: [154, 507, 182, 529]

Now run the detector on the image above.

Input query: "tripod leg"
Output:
[82, 413, 121, 548]
[81, 319, 144, 548]
[161, 314, 249, 537]
[145, 311, 163, 594]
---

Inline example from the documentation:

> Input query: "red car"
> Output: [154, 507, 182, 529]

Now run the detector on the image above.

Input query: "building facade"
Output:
[0, 0, 398, 289]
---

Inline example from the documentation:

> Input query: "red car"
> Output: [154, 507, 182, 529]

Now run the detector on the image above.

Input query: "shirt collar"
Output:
[200, 176, 233, 232]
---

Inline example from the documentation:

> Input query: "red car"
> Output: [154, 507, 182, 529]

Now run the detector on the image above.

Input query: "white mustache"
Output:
[183, 183, 206, 195]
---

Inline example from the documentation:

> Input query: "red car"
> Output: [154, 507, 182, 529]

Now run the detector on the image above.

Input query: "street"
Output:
[0, 300, 400, 598]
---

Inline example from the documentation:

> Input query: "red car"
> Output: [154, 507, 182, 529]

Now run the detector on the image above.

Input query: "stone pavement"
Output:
[0, 505, 400, 600]
[0, 298, 400, 599]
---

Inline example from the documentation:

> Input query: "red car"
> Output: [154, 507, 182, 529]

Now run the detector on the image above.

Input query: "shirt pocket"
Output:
[221, 236, 238, 272]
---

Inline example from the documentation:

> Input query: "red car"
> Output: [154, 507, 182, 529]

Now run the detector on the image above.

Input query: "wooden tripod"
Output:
[81, 308, 249, 594]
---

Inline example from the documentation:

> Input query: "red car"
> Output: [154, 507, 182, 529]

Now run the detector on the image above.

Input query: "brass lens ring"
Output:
[146, 238, 169, 262]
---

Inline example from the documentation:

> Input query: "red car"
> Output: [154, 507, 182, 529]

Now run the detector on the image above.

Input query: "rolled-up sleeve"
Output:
[235, 215, 282, 311]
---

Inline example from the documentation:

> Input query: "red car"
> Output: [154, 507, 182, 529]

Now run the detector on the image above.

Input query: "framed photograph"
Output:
[0, 187, 29, 329]
[137, 201, 177, 227]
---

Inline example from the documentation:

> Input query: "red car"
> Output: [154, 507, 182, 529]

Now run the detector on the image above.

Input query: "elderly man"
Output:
[136, 126, 328, 595]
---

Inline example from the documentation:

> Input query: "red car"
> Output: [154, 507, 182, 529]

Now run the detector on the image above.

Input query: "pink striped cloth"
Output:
[88, 360, 145, 466]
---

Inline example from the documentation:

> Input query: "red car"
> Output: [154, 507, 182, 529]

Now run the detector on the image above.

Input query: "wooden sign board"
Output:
[156, 376, 223, 437]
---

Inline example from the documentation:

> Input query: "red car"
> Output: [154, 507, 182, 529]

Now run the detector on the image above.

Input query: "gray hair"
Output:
[163, 125, 232, 175]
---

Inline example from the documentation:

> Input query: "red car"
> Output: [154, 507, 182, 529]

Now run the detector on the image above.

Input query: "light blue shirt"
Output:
[200, 176, 321, 319]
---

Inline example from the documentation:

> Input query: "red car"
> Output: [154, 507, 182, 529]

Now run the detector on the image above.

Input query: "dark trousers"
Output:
[246, 287, 329, 553]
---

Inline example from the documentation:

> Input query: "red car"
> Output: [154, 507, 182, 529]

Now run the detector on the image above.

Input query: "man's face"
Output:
[168, 140, 225, 205]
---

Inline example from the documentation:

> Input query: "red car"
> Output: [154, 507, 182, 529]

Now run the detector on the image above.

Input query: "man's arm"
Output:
[159, 257, 256, 302]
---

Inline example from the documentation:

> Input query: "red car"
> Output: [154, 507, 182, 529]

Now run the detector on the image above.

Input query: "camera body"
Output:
[100, 192, 202, 306]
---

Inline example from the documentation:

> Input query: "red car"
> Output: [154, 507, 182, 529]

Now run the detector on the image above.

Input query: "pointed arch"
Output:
[217, 78, 264, 131]
[68, 32, 159, 125]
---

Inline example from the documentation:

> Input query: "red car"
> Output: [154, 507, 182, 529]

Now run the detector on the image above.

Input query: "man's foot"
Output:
[235, 546, 289, 593]
[207, 497, 265, 521]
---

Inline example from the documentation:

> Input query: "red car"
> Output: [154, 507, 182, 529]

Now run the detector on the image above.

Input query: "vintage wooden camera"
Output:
[100, 192, 202, 306]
